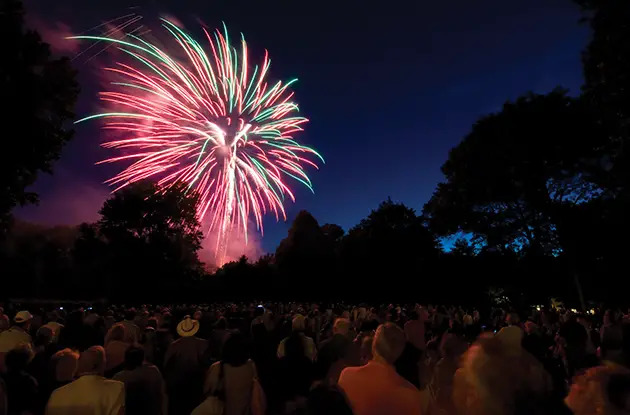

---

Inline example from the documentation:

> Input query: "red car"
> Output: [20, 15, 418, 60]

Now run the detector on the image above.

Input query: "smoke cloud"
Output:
[15, 171, 110, 226]
[24, 14, 79, 54]
[198, 218, 266, 270]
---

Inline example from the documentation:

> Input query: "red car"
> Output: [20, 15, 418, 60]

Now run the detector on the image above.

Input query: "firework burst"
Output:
[72, 19, 323, 265]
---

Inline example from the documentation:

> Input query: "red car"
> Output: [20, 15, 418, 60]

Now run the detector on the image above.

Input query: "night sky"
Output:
[17, 0, 589, 254]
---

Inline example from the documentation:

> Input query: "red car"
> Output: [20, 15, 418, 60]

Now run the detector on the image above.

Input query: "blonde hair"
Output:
[453, 333, 551, 415]
[292, 314, 306, 332]
[77, 346, 106, 376]
[333, 318, 351, 336]
[372, 323, 405, 364]
[566, 364, 630, 415]
[52, 348, 80, 382]
[105, 323, 127, 344]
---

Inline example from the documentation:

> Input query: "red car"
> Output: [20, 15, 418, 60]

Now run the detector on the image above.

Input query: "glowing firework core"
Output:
[72, 19, 323, 265]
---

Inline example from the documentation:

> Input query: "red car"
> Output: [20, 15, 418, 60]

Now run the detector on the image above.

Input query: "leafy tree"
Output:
[96, 181, 204, 299]
[209, 255, 276, 300]
[321, 223, 345, 244]
[321, 223, 345, 255]
[340, 199, 439, 299]
[450, 238, 476, 257]
[276, 211, 332, 262]
[0, 0, 79, 232]
[576, 0, 630, 164]
[275, 211, 334, 297]
[568, 0, 630, 304]
[424, 89, 604, 256]
[0, 221, 78, 298]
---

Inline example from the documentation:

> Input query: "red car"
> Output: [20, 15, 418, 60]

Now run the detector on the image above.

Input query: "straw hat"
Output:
[14, 311, 33, 323]
[177, 315, 199, 337]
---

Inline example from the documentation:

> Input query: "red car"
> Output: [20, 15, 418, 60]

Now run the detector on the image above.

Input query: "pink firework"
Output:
[72, 19, 323, 265]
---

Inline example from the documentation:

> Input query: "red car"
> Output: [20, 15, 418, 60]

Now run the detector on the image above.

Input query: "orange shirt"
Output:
[339, 361, 422, 415]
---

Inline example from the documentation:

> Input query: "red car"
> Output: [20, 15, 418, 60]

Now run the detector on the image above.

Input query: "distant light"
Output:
[536, 306, 541, 311]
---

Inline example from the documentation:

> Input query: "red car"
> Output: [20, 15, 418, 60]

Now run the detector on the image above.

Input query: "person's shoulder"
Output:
[143, 362, 161, 372]
[319, 336, 332, 347]
[195, 337, 209, 347]
[49, 379, 76, 398]
[246, 358, 258, 371]
[393, 371, 422, 393]
[101, 377, 124, 386]
[102, 378, 125, 394]
[113, 369, 131, 381]
[339, 363, 363, 378]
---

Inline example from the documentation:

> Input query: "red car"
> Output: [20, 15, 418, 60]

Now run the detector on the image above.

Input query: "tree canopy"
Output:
[82, 182, 204, 300]
[424, 89, 604, 256]
[0, 0, 79, 232]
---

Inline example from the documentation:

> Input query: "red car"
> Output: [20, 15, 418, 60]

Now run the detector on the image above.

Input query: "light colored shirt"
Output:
[277, 334, 316, 361]
[46, 374, 124, 415]
[203, 360, 257, 415]
[339, 360, 423, 415]
[42, 322, 64, 342]
[0, 327, 32, 353]
[0, 326, 32, 372]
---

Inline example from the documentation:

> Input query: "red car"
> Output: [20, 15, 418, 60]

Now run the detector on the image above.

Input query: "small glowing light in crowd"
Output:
[570, 308, 578, 313]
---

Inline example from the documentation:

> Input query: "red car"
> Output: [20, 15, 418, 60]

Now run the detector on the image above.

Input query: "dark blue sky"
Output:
[18, 0, 590, 253]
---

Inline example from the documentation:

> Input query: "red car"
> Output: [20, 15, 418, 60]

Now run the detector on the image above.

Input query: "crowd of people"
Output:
[0, 301, 629, 415]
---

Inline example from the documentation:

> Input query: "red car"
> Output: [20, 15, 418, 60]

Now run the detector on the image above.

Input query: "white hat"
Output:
[14, 311, 33, 323]
[177, 316, 199, 337]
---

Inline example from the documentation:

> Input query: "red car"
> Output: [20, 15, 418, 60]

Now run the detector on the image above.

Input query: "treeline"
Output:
[0, 193, 616, 306]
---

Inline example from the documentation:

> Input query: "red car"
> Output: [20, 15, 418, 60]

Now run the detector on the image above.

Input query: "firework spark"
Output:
[71, 19, 323, 265]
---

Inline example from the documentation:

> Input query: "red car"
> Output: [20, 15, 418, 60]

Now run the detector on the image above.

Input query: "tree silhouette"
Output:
[0, 0, 79, 232]
[340, 199, 439, 300]
[424, 89, 603, 256]
[569, 0, 630, 304]
[274, 211, 334, 297]
[0, 221, 78, 298]
[450, 238, 476, 257]
[96, 181, 204, 299]
[321, 223, 345, 244]
[576, 0, 630, 166]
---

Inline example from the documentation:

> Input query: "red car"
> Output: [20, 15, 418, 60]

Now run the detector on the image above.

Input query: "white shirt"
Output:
[46, 374, 125, 415]
[277, 334, 316, 361]
[0, 326, 32, 353]
[203, 360, 257, 415]
[42, 322, 64, 342]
